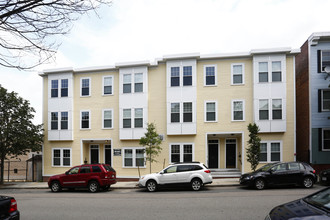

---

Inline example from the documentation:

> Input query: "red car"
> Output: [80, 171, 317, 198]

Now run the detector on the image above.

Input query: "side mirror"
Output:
[65, 171, 69, 175]
[159, 171, 164, 175]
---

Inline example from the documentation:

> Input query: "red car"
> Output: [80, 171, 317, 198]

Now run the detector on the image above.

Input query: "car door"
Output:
[158, 166, 178, 184]
[176, 165, 193, 183]
[268, 163, 289, 185]
[286, 162, 304, 184]
[78, 166, 92, 186]
[61, 167, 81, 187]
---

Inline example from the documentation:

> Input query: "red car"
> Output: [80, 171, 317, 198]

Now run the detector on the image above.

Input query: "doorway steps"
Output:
[210, 169, 241, 178]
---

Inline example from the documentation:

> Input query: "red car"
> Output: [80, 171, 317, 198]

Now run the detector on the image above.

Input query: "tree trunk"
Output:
[149, 144, 152, 174]
[0, 154, 5, 184]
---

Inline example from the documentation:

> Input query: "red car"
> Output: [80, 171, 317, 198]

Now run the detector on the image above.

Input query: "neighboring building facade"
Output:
[41, 48, 298, 180]
[296, 32, 330, 171]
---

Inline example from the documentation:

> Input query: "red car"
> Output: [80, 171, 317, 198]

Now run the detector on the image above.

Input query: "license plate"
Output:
[322, 177, 327, 181]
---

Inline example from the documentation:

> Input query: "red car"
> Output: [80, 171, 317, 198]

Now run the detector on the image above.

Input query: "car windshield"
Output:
[303, 188, 330, 212]
[256, 163, 274, 172]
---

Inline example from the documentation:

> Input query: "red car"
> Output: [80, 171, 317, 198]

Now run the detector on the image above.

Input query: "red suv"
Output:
[48, 164, 116, 193]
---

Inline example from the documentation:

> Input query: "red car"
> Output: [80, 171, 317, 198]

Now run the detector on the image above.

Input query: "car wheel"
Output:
[146, 180, 157, 192]
[302, 177, 314, 188]
[88, 181, 99, 193]
[254, 178, 265, 190]
[50, 181, 62, 192]
[191, 178, 202, 191]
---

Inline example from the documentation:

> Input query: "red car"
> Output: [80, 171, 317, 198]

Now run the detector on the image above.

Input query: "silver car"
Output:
[139, 162, 213, 192]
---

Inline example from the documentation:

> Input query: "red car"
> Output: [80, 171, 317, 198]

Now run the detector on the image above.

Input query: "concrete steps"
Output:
[210, 169, 241, 178]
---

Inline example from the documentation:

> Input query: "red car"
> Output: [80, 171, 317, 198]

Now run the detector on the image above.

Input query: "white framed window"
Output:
[258, 61, 282, 83]
[258, 62, 268, 83]
[81, 77, 91, 97]
[321, 50, 330, 72]
[323, 129, 330, 151]
[134, 73, 143, 93]
[170, 102, 193, 123]
[103, 109, 113, 129]
[52, 148, 71, 167]
[134, 108, 143, 128]
[170, 67, 180, 87]
[123, 109, 131, 128]
[169, 144, 194, 163]
[231, 64, 244, 85]
[183, 102, 192, 122]
[204, 65, 217, 86]
[183, 66, 192, 86]
[103, 76, 113, 95]
[51, 112, 58, 130]
[123, 147, 145, 168]
[232, 100, 244, 121]
[61, 112, 68, 130]
[123, 74, 132, 93]
[205, 101, 217, 122]
[259, 141, 282, 163]
[321, 90, 330, 111]
[272, 61, 282, 82]
[61, 79, 68, 97]
[171, 103, 180, 123]
[258, 99, 283, 120]
[51, 80, 58, 98]
[272, 99, 282, 120]
[80, 110, 90, 129]
[259, 99, 269, 120]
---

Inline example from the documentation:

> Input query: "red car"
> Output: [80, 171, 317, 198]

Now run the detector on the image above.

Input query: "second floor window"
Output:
[171, 103, 180, 122]
[61, 112, 68, 130]
[259, 100, 269, 120]
[233, 101, 244, 121]
[81, 111, 90, 129]
[123, 109, 131, 128]
[321, 50, 330, 72]
[183, 102, 192, 122]
[103, 110, 112, 129]
[206, 102, 216, 122]
[81, 78, 90, 96]
[103, 76, 113, 95]
[134, 108, 143, 128]
[321, 90, 330, 111]
[272, 99, 282, 120]
[51, 80, 58, 98]
[51, 112, 58, 130]
[61, 79, 68, 97]
[123, 74, 132, 93]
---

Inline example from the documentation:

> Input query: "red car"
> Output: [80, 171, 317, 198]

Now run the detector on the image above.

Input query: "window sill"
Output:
[231, 83, 245, 86]
[102, 94, 114, 96]
[122, 166, 146, 169]
[204, 84, 217, 87]
[205, 121, 218, 123]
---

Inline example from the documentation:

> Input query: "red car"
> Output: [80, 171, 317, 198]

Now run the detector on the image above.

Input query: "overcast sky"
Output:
[1, 0, 329, 124]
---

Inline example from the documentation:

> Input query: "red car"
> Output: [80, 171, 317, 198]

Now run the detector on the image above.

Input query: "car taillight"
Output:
[204, 170, 211, 173]
[312, 170, 316, 174]
[9, 199, 17, 213]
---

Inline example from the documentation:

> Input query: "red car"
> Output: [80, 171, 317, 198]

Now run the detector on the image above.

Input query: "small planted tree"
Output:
[246, 123, 261, 171]
[139, 123, 163, 174]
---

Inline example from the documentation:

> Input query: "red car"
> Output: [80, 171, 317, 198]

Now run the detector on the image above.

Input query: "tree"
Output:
[246, 123, 261, 171]
[0, 0, 112, 70]
[0, 86, 43, 184]
[139, 123, 163, 174]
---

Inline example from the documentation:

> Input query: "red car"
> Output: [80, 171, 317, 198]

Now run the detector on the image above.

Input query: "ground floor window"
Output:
[52, 148, 71, 167]
[323, 129, 330, 151]
[259, 141, 281, 163]
[170, 144, 194, 163]
[123, 147, 145, 168]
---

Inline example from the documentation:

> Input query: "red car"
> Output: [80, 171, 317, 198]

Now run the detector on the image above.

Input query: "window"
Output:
[134, 73, 143, 93]
[171, 67, 180, 87]
[321, 50, 330, 72]
[321, 90, 330, 111]
[259, 142, 281, 162]
[183, 102, 192, 122]
[123, 148, 145, 168]
[323, 129, 330, 151]
[51, 112, 58, 130]
[61, 79, 68, 97]
[81, 111, 90, 129]
[123, 109, 131, 128]
[81, 78, 90, 96]
[171, 103, 180, 123]
[206, 102, 216, 122]
[52, 148, 71, 167]
[259, 100, 269, 120]
[170, 144, 194, 163]
[205, 66, 216, 86]
[123, 74, 131, 93]
[233, 100, 244, 121]
[272, 61, 281, 82]
[80, 166, 91, 173]
[103, 110, 112, 129]
[272, 99, 282, 120]
[92, 166, 102, 173]
[258, 62, 268, 82]
[51, 80, 58, 98]
[103, 76, 113, 95]
[232, 64, 244, 84]
[61, 112, 68, 130]
[134, 108, 143, 128]
[183, 66, 192, 86]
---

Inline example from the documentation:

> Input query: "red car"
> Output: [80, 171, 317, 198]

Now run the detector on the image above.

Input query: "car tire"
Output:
[191, 178, 202, 191]
[302, 176, 314, 188]
[88, 181, 100, 193]
[254, 178, 265, 190]
[50, 181, 62, 192]
[146, 180, 157, 192]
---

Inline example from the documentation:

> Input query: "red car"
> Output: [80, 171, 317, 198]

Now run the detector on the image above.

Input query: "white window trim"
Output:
[169, 143, 195, 163]
[321, 50, 330, 73]
[102, 75, 114, 96]
[204, 101, 218, 122]
[259, 141, 283, 163]
[231, 63, 245, 85]
[80, 77, 91, 97]
[80, 110, 91, 130]
[89, 144, 100, 164]
[170, 102, 194, 124]
[52, 148, 72, 167]
[258, 61, 283, 83]
[322, 128, 330, 151]
[321, 90, 330, 112]
[258, 98, 284, 121]
[122, 147, 146, 168]
[102, 109, 113, 129]
[204, 64, 217, 86]
[231, 100, 245, 121]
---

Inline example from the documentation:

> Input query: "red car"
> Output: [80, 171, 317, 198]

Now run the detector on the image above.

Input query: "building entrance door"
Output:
[105, 145, 111, 166]
[90, 145, 99, 164]
[226, 139, 236, 168]
[208, 140, 219, 169]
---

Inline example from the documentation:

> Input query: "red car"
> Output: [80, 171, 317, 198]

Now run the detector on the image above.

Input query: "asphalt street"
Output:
[1, 185, 327, 220]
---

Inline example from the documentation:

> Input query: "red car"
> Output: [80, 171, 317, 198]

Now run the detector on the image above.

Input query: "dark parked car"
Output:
[320, 169, 330, 185]
[265, 187, 330, 220]
[240, 162, 317, 190]
[0, 195, 19, 220]
[48, 164, 117, 193]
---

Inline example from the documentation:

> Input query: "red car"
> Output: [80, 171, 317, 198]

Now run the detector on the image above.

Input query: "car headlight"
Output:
[140, 176, 145, 180]
[245, 176, 254, 180]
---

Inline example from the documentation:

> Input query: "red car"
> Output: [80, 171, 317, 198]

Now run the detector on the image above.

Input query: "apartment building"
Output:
[40, 48, 298, 180]
[296, 32, 330, 171]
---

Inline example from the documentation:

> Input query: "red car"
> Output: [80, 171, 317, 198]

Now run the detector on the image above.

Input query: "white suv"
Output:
[138, 162, 213, 192]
